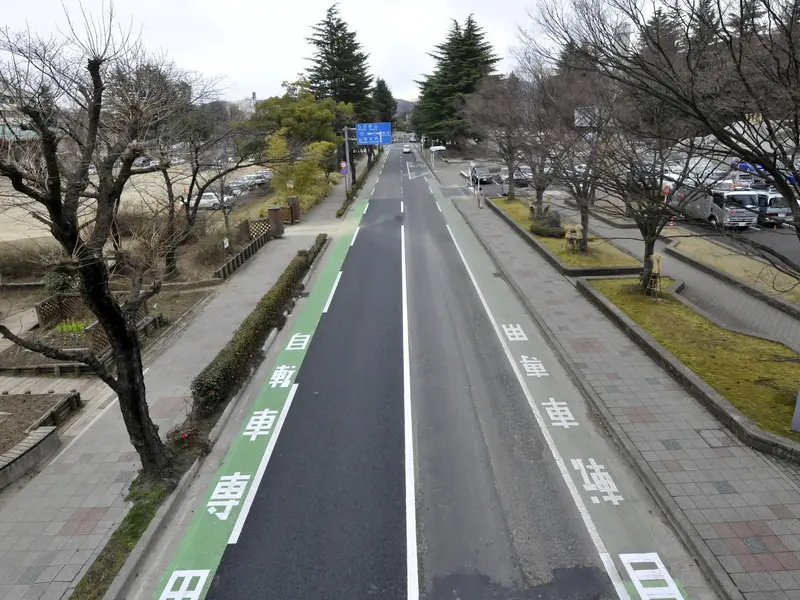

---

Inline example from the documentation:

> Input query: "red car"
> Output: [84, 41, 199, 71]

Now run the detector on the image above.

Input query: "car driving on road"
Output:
[403, 144, 411, 153]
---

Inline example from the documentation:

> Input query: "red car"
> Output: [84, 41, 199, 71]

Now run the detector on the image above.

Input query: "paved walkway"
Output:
[0, 234, 314, 600]
[548, 196, 800, 353]
[457, 196, 800, 600]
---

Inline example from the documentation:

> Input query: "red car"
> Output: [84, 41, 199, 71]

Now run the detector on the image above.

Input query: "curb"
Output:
[486, 198, 642, 277]
[663, 240, 800, 320]
[576, 277, 800, 464]
[103, 241, 329, 600]
[451, 199, 744, 600]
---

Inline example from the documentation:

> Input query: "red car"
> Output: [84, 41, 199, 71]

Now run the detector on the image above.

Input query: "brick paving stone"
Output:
[0, 233, 316, 597]
[456, 197, 800, 595]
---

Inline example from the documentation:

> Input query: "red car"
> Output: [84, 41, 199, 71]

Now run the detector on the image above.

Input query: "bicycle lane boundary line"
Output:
[151, 204, 371, 600]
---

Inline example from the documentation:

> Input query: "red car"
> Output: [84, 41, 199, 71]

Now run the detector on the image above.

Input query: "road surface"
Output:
[152, 146, 717, 600]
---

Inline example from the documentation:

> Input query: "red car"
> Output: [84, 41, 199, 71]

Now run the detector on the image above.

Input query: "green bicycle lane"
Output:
[152, 171, 381, 600]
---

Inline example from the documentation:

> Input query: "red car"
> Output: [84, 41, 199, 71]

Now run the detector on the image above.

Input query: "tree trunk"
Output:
[366, 146, 374, 170]
[508, 177, 516, 201]
[79, 255, 173, 477]
[640, 236, 658, 294]
[535, 187, 545, 216]
[580, 203, 590, 253]
[165, 191, 178, 279]
[350, 148, 358, 188]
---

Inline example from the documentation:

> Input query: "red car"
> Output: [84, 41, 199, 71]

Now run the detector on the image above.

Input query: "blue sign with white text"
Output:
[355, 122, 393, 145]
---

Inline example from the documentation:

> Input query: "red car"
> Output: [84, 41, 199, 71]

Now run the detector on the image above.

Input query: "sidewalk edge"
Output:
[451, 198, 744, 600]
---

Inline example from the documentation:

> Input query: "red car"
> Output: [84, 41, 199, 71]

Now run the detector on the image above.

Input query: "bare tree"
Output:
[531, 0, 800, 251]
[463, 74, 527, 200]
[0, 7, 211, 477]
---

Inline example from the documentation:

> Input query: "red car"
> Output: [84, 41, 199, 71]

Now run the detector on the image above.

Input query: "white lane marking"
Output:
[364, 202, 369, 215]
[351, 227, 360, 247]
[229, 384, 299, 544]
[407, 162, 412, 180]
[620, 553, 684, 600]
[401, 225, 420, 600]
[400, 185, 403, 195]
[51, 367, 150, 463]
[371, 187, 375, 197]
[444, 224, 631, 600]
[428, 183, 433, 194]
[322, 271, 343, 313]
[435, 201, 442, 213]
[401, 200, 404, 213]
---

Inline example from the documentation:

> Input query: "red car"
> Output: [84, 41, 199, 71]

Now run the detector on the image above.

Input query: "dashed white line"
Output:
[435, 201, 442, 213]
[351, 227, 360, 247]
[229, 384, 299, 544]
[401, 225, 420, 600]
[428, 183, 433, 194]
[401, 200, 404, 213]
[322, 271, 343, 313]
[444, 224, 631, 600]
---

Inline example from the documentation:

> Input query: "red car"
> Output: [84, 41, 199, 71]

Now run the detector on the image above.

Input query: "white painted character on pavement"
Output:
[206, 472, 251, 520]
[571, 458, 623, 505]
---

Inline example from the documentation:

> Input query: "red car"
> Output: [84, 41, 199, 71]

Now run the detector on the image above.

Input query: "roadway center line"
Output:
[435, 201, 442, 213]
[444, 224, 631, 600]
[400, 200, 404, 213]
[351, 227, 360, 247]
[229, 383, 299, 544]
[401, 225, 420, 600]
[322, 271, 343, 313]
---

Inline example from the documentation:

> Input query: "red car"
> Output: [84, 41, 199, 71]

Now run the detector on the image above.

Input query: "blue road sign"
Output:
[355, 122, 393, 145]
[341, 168, 348, 175]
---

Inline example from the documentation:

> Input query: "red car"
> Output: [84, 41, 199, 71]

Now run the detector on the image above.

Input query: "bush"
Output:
[192, 231, 230, 268]
[530, 221, 566, 238]
[190, 233, 328, 416]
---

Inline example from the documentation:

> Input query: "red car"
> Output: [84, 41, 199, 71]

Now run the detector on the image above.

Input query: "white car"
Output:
[194, 191, 230, 210]
[403, 144, 411, 154]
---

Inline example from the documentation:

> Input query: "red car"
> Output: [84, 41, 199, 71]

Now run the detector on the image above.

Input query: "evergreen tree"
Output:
[726, 0, 766, 33]
[691, 0, 721, 45]
[306, 4, 373, 114]
[372, 78, 397, 123]
[412, 15, 499, 147]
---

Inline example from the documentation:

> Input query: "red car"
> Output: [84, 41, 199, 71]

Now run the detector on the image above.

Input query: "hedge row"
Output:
[335, 149, 384, 218]
[190, 233, 328, 416]
[530, 221, 566, 238]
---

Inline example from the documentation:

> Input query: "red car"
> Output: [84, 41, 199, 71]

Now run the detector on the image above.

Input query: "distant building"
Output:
[233, 92, 258, 116]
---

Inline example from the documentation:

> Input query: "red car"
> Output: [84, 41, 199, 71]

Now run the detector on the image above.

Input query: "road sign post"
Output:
[355, 122, 393, 146]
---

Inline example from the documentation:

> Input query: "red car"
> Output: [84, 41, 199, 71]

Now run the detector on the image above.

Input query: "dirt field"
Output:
[0, 394, 63, 454]
[0, 163, 269, 244]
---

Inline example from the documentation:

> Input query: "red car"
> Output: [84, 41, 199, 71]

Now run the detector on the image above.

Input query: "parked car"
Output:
[470, 165, 493, 185]
[756, 191, 792, 225]
[499, 166, 510, 183]
[194, 191, 230, 210]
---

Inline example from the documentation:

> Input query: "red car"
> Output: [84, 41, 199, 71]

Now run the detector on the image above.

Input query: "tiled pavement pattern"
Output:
[550, 197, 800, 354]
[457, 197, 800, 599]
[0, 235, 314, 600]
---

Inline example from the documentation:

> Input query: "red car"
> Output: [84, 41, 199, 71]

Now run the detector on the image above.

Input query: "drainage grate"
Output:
[493, 272, 504, 278]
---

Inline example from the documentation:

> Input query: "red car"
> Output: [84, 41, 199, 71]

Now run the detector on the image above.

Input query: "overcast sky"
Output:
[3, 0, 536, 103]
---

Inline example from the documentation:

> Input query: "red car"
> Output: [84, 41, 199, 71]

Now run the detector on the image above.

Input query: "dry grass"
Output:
[496, 198, 640, 268]
[673, 236, 800, 305]
[591, 277, 800, 443]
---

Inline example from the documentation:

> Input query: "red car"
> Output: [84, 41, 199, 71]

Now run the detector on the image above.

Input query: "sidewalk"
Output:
[457, 197, 800, 600]
[548, 197, 800, 354]
[0, 234, 315, 600]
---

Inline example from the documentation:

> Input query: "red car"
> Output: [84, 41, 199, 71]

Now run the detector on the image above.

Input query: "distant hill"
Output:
[395, 99, 416, 116]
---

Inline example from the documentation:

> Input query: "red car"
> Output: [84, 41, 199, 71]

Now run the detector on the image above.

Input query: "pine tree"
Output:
[372, 78, 397, 123]
[412, 15, 499, 147]
[691, 0, 720, 45]
[306, 4, 373, 113]
[726, 0, 766, 33]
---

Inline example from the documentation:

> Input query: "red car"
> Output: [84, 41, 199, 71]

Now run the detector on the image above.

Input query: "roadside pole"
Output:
[343, 126, 352, 194]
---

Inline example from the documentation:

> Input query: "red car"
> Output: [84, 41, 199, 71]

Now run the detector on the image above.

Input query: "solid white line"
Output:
[401, 200, 404, 213]
[443, 224, 631, 600]
[229, 383, 299, 544]
[401, 225, 420, 600]
[435, 201, 442, 213]
[323, 271, 343, 313]
[351, 227, 360, 247]
[364, 202, 369, 215]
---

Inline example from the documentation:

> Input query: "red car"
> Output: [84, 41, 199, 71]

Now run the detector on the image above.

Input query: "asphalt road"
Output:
[207, 180, 406, 599]
[198, 146, 716, 600]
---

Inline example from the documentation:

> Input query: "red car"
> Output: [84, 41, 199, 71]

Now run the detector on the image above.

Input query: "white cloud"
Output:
[3, 0, 533, 102]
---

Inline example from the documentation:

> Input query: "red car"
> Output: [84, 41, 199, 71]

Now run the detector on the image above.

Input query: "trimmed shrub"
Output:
[190, 233, 328, 416]
[530, 221, 566, 238]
